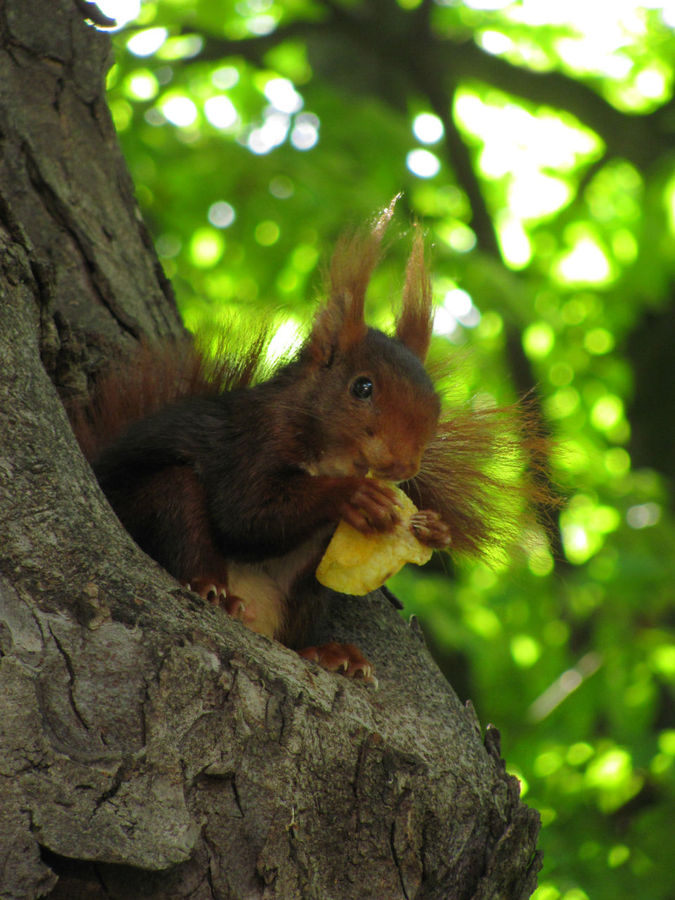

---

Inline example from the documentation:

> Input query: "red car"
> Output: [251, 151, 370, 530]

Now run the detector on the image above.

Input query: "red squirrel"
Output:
[71, 211, 545, 682]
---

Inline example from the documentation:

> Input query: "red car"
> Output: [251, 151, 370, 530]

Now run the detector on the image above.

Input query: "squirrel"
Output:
[70, 208, 547, 683]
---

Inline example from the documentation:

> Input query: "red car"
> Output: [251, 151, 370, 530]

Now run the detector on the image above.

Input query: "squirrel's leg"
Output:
[108, 464, 252, 622]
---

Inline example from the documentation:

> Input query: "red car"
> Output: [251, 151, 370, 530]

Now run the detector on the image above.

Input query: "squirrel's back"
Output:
[70, 328, 271, 462]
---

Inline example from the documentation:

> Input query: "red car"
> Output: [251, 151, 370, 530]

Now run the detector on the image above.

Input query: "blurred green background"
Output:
[96, 1, 674, 897]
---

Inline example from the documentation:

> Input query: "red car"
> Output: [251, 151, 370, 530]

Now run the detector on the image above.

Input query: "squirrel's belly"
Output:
[226, 527, 332, 640]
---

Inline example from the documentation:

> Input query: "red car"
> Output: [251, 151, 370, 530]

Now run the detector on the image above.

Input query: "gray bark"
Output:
[0, 1, 541, 897]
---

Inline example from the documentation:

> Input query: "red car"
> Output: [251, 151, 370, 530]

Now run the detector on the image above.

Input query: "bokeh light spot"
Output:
[407, 149, 441, 178]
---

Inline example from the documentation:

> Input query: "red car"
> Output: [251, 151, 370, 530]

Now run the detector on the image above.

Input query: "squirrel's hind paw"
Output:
[185, 578, 252, 622]
[298, 641, 377, 686]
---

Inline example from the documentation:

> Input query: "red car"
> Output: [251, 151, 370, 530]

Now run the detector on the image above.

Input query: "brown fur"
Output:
[72, 219, 550, 564]
[396, 230, 434, 362]
[310, 203, 395, 363]
[409, 401, 552, 561]
[70, 327, 270, 462]
[68, 209, 554, 670]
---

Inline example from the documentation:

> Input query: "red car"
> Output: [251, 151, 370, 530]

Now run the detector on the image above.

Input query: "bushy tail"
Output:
[68, 328, 271, 461]
[407, 398, 556, 562]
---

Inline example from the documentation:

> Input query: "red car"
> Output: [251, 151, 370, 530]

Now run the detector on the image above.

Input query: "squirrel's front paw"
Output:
[340, 479, 400, 534]
[298, 642, 377, 686]
[410, 510, 452, 549]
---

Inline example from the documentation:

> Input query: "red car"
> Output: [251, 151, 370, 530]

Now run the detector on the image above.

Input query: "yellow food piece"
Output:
[316, 485, 433, 595]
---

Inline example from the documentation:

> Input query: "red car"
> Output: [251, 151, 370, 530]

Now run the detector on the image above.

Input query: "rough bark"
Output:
[0, 1, 541, 898]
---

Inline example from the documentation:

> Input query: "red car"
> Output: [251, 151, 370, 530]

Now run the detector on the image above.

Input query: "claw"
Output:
[183, 578, 251, 622]
[410, 510, 452, 549]
[298, 642, 377, 686]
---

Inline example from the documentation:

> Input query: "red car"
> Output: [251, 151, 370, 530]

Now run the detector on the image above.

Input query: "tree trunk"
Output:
[0, 2, 541, 898]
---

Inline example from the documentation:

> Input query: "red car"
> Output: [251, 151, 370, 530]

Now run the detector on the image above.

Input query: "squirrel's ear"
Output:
[308, 289, 367, 365]
[307, 199, 399, 365]
[395, 230, 433, 362]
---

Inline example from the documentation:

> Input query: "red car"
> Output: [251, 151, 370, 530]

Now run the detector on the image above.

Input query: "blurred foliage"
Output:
[96, 0, 674, 897]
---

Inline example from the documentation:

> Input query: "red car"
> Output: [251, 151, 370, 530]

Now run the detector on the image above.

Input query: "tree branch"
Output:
[1, 2, 543, 897]
[189, 7, 673, 169]
[444, 39, 675, 168]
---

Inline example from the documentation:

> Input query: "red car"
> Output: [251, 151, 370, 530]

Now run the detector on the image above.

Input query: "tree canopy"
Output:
[95, 2, 675, 898]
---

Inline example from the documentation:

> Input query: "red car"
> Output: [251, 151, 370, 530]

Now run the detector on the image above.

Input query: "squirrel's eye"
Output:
[350, 376, 373, 400]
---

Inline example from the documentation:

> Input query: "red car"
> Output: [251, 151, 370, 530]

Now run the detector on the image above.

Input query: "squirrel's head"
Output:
[299, 213, 439, 482]
[292, 200, 555, 561]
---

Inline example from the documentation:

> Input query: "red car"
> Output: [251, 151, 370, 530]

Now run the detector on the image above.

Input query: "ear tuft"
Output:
[396, 229, 434, 361]
[307, 197, 401, 364]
